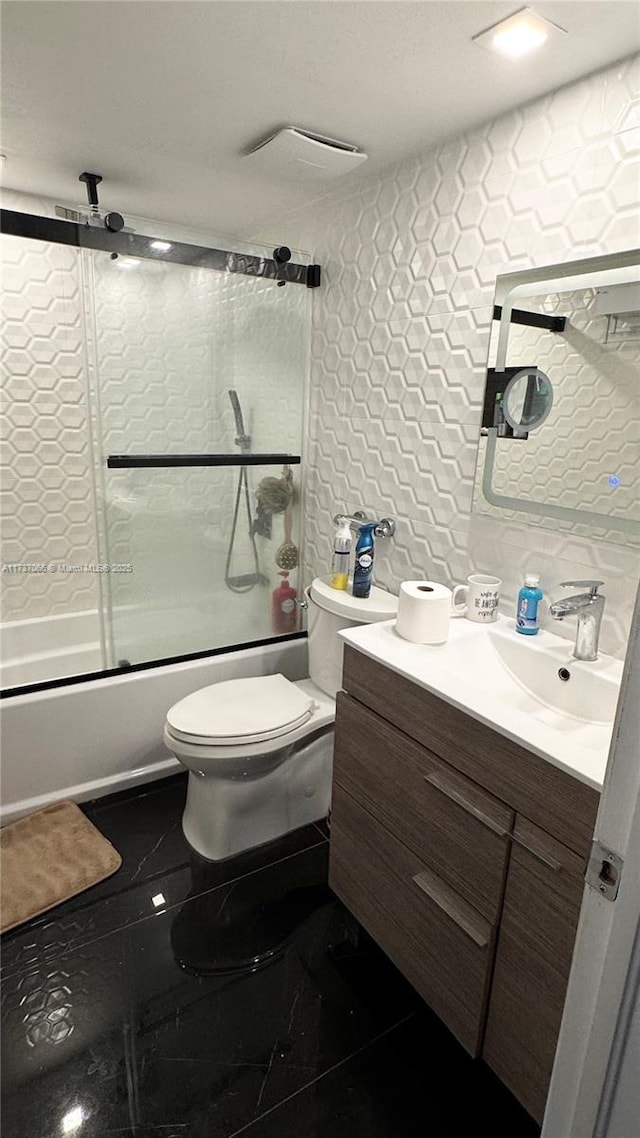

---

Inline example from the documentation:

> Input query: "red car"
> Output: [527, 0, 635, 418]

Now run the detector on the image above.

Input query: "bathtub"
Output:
[0, 587, 277, 690]
[0, 610, 103, 689]
[0, 636, 307, 826]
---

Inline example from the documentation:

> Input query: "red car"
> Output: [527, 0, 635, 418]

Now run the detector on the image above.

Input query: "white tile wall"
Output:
[0, 233, 101, 620]
[285, 54, 640, 659]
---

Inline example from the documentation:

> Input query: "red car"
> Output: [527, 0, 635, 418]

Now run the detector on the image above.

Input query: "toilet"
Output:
[164, 577, 397, 860]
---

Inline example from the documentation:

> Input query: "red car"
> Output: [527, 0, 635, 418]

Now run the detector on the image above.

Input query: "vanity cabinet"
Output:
[329, 646, 600, 1122]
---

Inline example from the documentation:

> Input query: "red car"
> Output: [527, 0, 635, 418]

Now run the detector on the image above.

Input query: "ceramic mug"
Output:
[452, 574, 501, 623]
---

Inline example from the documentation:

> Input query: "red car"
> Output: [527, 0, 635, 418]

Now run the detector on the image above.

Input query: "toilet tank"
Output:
[306, 577, 398, 697]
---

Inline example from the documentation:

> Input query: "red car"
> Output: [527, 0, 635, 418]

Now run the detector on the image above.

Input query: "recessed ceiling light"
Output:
[150, 240, 172, 252]
[151, 892, 166, 908]
[472, 7, 566, 59]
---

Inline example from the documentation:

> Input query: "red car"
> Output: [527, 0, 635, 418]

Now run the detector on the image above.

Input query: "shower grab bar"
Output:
[333, 512, 396, 538]
[107, 453, 301, 469]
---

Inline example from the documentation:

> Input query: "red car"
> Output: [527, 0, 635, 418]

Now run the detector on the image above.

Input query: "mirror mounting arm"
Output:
[492, 305, 566, 334]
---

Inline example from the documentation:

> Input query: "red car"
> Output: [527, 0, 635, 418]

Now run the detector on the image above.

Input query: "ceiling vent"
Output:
[592, 282, 640, 317]
[592, 282, 640, 344]
[244, 127, 367, 182]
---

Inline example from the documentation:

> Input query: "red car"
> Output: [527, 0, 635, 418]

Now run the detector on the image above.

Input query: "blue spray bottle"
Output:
[352, 523, 376, 599]
[516, 573, 543, 635]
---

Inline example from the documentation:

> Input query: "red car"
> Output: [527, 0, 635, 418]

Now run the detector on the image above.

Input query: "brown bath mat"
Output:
[0, 800, 122, 933]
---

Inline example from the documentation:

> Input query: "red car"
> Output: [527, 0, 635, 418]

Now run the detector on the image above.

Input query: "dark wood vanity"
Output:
[329, 646, 600, 1123]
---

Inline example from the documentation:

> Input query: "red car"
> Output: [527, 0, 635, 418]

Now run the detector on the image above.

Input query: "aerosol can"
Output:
[352, 523, 376, 599]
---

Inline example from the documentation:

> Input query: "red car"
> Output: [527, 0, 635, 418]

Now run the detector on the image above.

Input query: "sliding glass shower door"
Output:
[90, 247, 308, 668]
[0, 202, 312, 689]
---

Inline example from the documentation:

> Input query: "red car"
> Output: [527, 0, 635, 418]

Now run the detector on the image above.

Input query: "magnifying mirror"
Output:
[503, 367, 554, 433]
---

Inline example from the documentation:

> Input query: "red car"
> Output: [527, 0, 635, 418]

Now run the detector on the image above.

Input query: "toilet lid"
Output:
[166, 674, 316, 745]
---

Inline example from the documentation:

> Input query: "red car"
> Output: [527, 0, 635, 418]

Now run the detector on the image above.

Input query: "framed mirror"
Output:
[473, 249, 640, 548]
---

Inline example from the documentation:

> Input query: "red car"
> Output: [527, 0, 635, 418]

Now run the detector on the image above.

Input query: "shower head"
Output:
[228, 390, 250, 450]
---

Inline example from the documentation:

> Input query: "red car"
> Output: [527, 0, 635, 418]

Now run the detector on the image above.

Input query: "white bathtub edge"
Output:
[1, 757, 182, 827]
[0, 637, 308, 826]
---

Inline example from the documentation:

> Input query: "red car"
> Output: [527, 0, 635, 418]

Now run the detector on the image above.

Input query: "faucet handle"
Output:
[559, 580, 604, 596]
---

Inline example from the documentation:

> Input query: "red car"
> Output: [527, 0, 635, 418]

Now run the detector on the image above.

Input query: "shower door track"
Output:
[0, 631, 308, 700]
[107, 454, 301, 468]
[0, 209, 321, 287]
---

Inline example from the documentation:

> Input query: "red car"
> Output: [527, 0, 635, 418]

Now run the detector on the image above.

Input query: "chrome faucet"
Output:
[548, 581, 605, 661]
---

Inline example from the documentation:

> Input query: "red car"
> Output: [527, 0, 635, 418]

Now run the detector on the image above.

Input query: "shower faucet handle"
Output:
[332, 512, 396, 539]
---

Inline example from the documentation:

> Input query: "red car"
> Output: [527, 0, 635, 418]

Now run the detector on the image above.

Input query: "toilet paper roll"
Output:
[395, 580, 453, 645]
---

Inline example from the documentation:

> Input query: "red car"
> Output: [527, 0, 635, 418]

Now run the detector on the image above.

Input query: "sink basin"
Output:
[486, 621, 621, 725]
[339, 615, 624, 789]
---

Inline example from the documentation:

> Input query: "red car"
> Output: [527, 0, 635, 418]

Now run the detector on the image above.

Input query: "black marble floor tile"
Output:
[234, 1010, 540, 1138]
[2, 926, 130, 1136]
[81, 775, 192, 892]
[1, 779, 325, 979]
[123, 843, 418, 1137]
[2, 778, 540, 1138]
[1, 837, 418, 1138]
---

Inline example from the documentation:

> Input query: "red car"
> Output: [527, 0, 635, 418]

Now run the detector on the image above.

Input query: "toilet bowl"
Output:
[164, 577, 397, 861]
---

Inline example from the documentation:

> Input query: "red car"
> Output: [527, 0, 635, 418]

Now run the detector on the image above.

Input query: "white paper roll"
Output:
[395, 580, 452, 645]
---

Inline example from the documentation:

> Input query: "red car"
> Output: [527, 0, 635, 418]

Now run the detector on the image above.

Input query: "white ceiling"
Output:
[1, 1, 638, 240]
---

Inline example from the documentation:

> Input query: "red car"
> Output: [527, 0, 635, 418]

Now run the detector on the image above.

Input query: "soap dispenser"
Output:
[330, 519, 352, 591]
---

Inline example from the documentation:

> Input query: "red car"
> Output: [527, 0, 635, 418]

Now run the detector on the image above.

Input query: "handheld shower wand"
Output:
[225, 391, 265, 592]
[228, 389, 251, 451]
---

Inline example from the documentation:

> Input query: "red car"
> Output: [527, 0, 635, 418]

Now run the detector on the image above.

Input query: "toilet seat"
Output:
[166, 673, 315, 747]
[165, 678, 335, 761]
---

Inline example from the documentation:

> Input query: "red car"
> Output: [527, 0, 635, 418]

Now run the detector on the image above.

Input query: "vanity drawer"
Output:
[333, 692, 513, 922]
[342, 646, 599, 858]
[329, 785, 495, 1056]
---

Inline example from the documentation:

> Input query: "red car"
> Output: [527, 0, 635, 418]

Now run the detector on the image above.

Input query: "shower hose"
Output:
[224, 389, 264, 593]
[224, 464, 262, 593]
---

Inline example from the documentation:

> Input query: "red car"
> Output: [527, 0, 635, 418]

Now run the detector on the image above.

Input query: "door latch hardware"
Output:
[585, 841, 623, 901]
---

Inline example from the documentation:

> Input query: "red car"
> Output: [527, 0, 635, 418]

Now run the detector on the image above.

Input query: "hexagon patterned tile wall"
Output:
[0, 232, 102, 622]
[280, 54, 640, 659]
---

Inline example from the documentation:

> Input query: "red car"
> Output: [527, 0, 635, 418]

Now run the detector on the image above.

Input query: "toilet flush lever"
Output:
[332, 512, 396, 539]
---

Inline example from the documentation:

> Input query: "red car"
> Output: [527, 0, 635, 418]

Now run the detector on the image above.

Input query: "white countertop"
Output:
[339, 616, 624, 791]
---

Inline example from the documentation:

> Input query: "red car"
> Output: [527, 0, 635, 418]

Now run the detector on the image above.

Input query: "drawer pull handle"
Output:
[412, 870, 490, 948]
[424, 771, 508, 838]
[509, 831, 563, 873]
